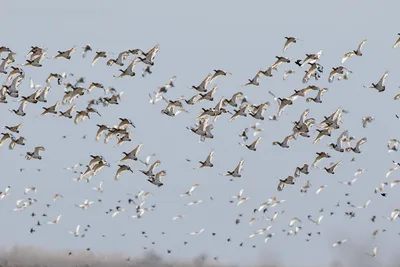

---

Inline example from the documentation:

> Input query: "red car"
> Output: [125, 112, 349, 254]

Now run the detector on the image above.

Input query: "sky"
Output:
[1, 0, 400, 266]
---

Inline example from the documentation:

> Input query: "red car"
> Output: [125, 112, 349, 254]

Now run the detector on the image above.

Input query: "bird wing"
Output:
[283, 135, 293, 145]
[356, 137, 367, 148]
[19, 100, 27, 111]
[393, 37, 400, 48]
[91, 54, 101, 66]
[377, 71, 388, 87]
[205, 151, 214, 163]
[283, 39, 292, 52]
[234, 160, 244, 173]
[332, 161, 341, 170]
[342, 51, 355, 63]
[199, 74, 212, 89]
[357, 39, 367, 52]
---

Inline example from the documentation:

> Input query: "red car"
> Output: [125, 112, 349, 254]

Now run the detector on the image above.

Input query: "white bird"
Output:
[29, 77, 42, 90]
[232, 189, 244, 200]
[24, 187, 37, 194]
[339, 178, 358, 186]
[180, 184, 200, 197]
[288, 217, 302, 227]
[69, 225, 80, 237]
[47, 215, 62, 224]
[386, 167, 399, 178]
[172, 215, 186, 220]
[237, 197, 250, 206]
[75, 199, 94, 210]
[332, 239, 348, 247]
[389, 178, 400, 188]
[283, 70, 295, 80]
[0, 186, 10, 200]
[112, 206, 127, 217]
[316, 185, 327, 195]
[308, 215, 323, 225]
[353, 200, 371, 209]
[188, 228, 205, 235]
[365, 246, 377, 257]
[92, 181, 104, 193]
[186, 200, 203, 206]
[264, 233, 275, 243]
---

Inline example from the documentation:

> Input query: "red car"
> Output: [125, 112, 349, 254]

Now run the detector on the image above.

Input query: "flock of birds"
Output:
[2, 33, 400, 262]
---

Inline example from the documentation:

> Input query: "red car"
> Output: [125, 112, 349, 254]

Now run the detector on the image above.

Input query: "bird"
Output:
[138, 44, 159, 65]
[4, 123, 23, 134]
[283, 70, 295, 80]
[342, 39, 367, 63]
[26, 146, 45, 160]
[347, 137, 367, 153]
[120, 144, 143, 162]
[324, 161, 342, 174]
[114, 165, 134, 181]
[272, 135, 294, 148]
[277, 176, 295, 191]
[106, 51, 130, 66]
[332, 239, 348, 247]
[316, 185, 328, 195]
[148, 170, 167, 187]
[40, 102, 59, 116]
[180, 184, 200, 197]
[294, 164, 309, 177]
[112, 206, 127, 217]
[92, 51, 107, 66]
[69, 225, 80, 237]
[210, 69, 231, 83]
[196, 151, 214, 169]
[192, 74, 212, 92]
[53, 46, 77, 60]
[114, 58, 140, 78]
[283, 37, 301, 52]
[364, 71, 388, 92]
[221, 159, 244, 180]
[188, 228, 204, 235]
[240, 136, 262, 151]
[362, 116, 374, 128]
[47, 215, 61, 224]
[308, 215, 324, 225]
[243, 71, 262, 86]
[339, 178, 358, 186]
[365, 247, 377, 257]
[92, 181, 104, 193]
[82, 44, 92, 57]
[9, 100, 28, 116]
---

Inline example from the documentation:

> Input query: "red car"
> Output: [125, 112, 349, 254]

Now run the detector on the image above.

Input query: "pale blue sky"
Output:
[1, 0, 400, 266]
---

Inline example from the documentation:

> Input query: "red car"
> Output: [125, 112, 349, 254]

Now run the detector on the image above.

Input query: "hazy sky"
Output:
[1, 0, 400, 266]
